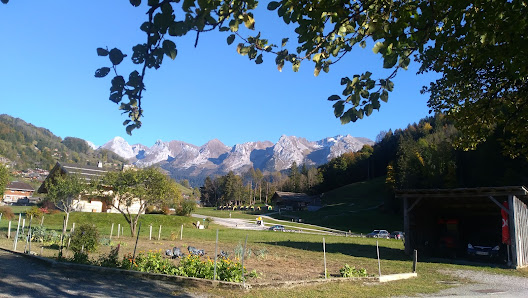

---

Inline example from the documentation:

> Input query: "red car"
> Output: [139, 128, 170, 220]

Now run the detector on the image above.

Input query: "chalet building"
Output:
[38, 162, 144, 214]
[3, 181, 35, 203]
[396, 186, 528, 268]
[272, 191, 322, 211]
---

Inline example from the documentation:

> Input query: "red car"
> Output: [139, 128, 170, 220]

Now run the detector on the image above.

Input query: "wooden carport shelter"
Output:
[396, 186, 528, 268]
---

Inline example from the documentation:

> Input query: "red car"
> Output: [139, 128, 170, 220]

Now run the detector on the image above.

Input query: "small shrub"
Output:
[98, 245, 121, 268]
[26, 206, 44, 219]
[161, 206, 173, 215]
[177, 199, 196, 216]
[70, 224, 99, 253]
[0, 206, 14, 220]
[30, 226, 60, 243]
[122, 250, 179, 274]
[99, 237, 113, 246]
[339, 264, 368, 278]
[69, 251, 91, 265]
[170, 231, 177, 241]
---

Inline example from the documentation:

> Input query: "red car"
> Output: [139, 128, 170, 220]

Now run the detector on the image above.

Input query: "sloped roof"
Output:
[38, 162, 108, 193]
[60, 163, 107, 180]
[272, 191, 315, 202]
[395, 186, 528, 198]
[6, 181, 34, 192]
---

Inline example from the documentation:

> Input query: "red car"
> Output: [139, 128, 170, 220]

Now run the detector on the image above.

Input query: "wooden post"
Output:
[323, 237, 327, 279]
[180, 224, 183, 240]
[14, 214, 21, 251]
[117, 224, 121, 239]
[413, 249, 418, 273]
[377, 240, 382, 277]
[149, 224, 152, 240]
[214, 229, 219, 281]
[40, 246, 43, 256]
[241, 235, 248, 287]
[40, 215, 44, 226]
[0, 213, 2, 222]
[71, 223, 75, 233]
[158, 225, 162, 240]
[22, 218, 25, 230]
[509, 195, 518, 267]
[8, 221, 11, 239]
[110, 223, 114, 240]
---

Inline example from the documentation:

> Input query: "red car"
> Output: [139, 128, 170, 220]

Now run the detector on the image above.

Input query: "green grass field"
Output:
[0, 177, 524, 296]
[0, 207, 524, 297]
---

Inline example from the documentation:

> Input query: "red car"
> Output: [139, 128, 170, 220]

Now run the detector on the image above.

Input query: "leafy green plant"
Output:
[69, 251, 92, 265]
[122, 250, 179, 275]
[339, 264, 368, 278]
[26, 206, 44, 219]
[70, 224, 99, 253]
[98, 245, 121, 268]
[99, 237, 113, 246]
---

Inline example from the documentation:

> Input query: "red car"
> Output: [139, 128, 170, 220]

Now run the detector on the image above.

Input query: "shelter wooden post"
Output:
[403, 197, 411, 255]
[509, 195, 518, 267]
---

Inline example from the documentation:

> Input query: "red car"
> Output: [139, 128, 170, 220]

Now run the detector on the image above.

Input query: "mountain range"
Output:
[99, 135, 374, 184]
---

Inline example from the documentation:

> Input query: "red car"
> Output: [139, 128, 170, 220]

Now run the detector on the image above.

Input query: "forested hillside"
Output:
[0, 114, 125, 170]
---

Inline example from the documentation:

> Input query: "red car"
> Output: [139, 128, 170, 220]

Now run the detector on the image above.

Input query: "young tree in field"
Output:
[0, 164, 8, 197]
[100, 168, 181, 236]
[44, 173, 92, 253]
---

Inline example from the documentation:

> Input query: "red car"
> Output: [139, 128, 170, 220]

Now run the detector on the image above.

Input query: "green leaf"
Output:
[383, 54, 398, 68]
[97, 48, 109, 56]
[360, 89, 369, 99]
[282, 38, 289, 47]
[1, 0, 9, 4]
[380, 90, 389, 102]
[162, 40, 177, 60]
[333, 100, 345, 117]
[94, 67, 111, 78]
[365, 104, 373, 116]
[148, 0, 159, 6]
[359, 41, 366, 48]
[126, 124, 136, 136]
[123, 120, 131, 126]
[292, 61, 300, 72]
[314, 67, 321, 77]
[227, 34, 236, 45]
[255, 54, 263, 64]
[129, 0, 141, 7]
[267, 1, 280, 10]
[328, 95, 341, 101]
[372, 42, 384, 54]
[140, 22, 151, 33]
[109, 48, 126, 66]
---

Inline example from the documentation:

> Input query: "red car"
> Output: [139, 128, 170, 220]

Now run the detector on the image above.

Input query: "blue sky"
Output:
[1, 1, 436, 148]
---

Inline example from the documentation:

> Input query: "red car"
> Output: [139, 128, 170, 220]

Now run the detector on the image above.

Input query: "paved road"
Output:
[0, 250, 198, 297]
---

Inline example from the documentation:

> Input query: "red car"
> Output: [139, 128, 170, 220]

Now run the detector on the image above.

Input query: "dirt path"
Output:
[0, 249, 200, 297]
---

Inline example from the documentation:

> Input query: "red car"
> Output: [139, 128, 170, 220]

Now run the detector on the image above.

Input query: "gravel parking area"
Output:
[422, 269, 528, 297]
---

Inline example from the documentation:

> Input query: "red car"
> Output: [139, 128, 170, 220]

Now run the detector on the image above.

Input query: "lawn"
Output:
[0, 208, 523, 297]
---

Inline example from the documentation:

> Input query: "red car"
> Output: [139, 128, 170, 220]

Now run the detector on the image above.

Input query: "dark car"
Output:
[269, 225, 285, 231]
[390, 231, 405, 240]
[366, 230, 390, 238]
[467, 243, 501, 258]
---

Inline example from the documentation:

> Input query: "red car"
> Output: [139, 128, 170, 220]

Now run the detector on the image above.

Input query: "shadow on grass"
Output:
[259, 240, 410, 261]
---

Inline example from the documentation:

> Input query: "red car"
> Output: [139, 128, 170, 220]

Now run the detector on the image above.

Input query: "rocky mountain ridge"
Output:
[100, 135, 373, 184]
